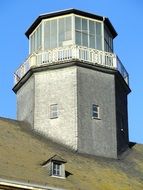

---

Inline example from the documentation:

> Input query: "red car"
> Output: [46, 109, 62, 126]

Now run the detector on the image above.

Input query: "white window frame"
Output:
[50, 104, 58, 119]
[74, 15, 103, 50]
[29, 23, 42, 54]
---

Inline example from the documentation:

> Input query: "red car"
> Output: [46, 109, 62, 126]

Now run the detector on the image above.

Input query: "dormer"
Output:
[42, 155, 67, 178]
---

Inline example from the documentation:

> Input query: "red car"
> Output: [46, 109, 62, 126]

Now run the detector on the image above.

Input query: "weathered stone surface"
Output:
[17, 75, 34, 128]
[34, 66, 78, 150]
[16, 62, 130, 158]
[77, 66, 117, 158]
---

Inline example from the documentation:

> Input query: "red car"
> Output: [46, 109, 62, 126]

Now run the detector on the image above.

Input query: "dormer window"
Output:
[52, 162, 62, 176]
[42, 155, 67, 178]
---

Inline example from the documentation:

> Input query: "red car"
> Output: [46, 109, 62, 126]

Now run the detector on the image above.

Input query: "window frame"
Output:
[52, 162, 62, 177]
[92, 104, 100, 119]
[29, 23, 42, 54]
[75, 15, 103, 50]
[104, 25, 113, 53]
[50, 104, 58, 119]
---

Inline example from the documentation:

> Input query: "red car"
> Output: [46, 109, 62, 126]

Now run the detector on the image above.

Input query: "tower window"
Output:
[44, 16, 72, 50]
[104, 25, 113, 53]
[75, 16, 103, 50]
[30, 24, 42, 53]
[50, 104, 58, 119]
[92, 104, 99, 119]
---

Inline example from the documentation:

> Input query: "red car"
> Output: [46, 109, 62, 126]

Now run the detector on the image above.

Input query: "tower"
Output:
[13, 9, 130, 158]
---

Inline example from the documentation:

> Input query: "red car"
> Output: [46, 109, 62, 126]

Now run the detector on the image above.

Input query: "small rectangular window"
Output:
[50, 104, 58, 119]
[52, 162, 61, 176]
[92, 104, 99, 119]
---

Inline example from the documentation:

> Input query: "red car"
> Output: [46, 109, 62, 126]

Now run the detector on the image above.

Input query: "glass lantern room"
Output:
[29, 13, 114, 54]
[14, 9, 129, 86]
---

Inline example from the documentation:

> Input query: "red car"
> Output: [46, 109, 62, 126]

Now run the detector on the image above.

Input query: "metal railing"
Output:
[14, 45, 129, 85]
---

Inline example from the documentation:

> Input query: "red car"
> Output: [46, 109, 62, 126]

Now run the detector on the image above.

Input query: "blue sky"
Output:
[0, 0, 143, 143]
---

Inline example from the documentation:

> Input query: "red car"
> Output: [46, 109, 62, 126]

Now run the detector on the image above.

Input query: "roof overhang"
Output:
[13, 61, 130, 94]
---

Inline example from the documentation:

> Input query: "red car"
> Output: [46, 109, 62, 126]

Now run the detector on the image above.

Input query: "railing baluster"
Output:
[14, 45, 129, 85]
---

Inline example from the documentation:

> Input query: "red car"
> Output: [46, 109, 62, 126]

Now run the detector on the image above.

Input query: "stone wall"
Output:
[17, 75, 34, 127]
[115, 77, 129, 154]
[77, 66, 117, 158]
[34, 66, 78, 150]
[16, 62, 130, 159]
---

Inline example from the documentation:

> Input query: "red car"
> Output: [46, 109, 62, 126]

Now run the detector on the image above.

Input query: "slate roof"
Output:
[0, 117, 143, 190]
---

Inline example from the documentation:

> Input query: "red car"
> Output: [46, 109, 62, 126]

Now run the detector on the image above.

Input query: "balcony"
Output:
[14, 45, 129, 85]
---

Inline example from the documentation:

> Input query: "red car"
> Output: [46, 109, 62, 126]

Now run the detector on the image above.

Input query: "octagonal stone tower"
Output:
[13, 9, 131, 158]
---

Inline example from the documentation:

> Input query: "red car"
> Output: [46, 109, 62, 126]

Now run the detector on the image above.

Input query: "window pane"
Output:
[65, 17, 72, 40]
[33, 33, 35, 52]
[92, 105, 99, 118]
[93, 105, 98, 112]
[96, 22, 101, 35]
[96, 22, 102, 50]
[30, 34, 34, 53]
[82, 33, 88, 46]
[35, 30, 38, 51]
[50, 104, 58, 118]
[75, 17, 81, 30]
[76, 31, 82, 45]
[96, 36, 102, 50]
[82, 19, 88, 33]
[50, 20, 57, 48]
[104, 26, 113, 52]
[89, 35, 95, 48]
[89, 20, 95, 35]
[37, 26, 41, 50]
[59, 18, 64, 46]
[37, 27, 40, 49]
[53, 163, 61, 176]
[93, 112, 98, 118]
[44, 21, 50, 49]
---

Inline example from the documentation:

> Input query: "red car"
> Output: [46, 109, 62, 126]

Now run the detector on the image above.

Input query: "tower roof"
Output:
[25, 8, 117, 38]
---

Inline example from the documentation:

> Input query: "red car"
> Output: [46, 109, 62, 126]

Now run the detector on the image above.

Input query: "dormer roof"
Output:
[42, 154, 67, 166]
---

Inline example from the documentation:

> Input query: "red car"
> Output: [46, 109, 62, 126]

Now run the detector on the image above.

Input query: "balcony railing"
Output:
[14, 45, 129, 85]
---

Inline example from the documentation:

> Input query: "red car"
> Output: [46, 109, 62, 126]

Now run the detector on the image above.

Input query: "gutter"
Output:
[0, 177, 66, 190]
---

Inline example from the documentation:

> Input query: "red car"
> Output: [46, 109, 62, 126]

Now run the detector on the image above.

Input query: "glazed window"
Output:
[44, 16, 72, 49]
[30, 24, 42, 53]
[92, 104, 99, 119]
[75, 16, 102, 50]
[50, 104, 58, 119]
[52, 162, 61, 176]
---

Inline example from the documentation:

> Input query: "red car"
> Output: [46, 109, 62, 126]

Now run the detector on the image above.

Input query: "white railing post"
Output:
[14, 45, 129, 85]
[29, 54, 37, 67]
[113, 54, 117, 69]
